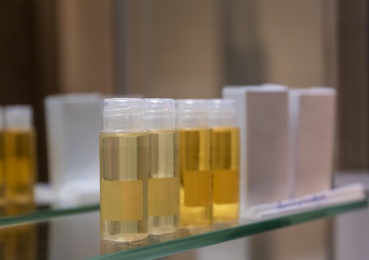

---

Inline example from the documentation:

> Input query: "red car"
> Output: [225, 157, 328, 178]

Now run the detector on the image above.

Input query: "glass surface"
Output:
[0, 204, 99, 227]
[0, 198, 365, 260]
[0, 183, 100, 225]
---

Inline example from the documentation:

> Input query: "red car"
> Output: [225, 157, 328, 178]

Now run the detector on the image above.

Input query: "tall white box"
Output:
[223, 85, 290, 211]
[289, 87, 336, 197]
[45, 93, 103, 206]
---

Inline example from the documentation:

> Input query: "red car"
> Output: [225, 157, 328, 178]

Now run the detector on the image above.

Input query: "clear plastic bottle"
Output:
[0, 107, 5, 212]
[4, 105, 36, 214]
[208, 99, 240, 223]
[100, 98, 148, 242]
[143, 98, 179, 235]
[176, 100, 212, 228]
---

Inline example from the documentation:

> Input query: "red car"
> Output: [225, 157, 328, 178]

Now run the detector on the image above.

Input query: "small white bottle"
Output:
[208, 99, 240, 223]
[100, 98, 148, 242]
[143, 98, 179, 235]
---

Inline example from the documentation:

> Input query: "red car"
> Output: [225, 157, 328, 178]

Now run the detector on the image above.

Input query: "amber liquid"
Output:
[0, 131, 5, 214]
[148, 130, 179, 235]
[4, 129, 36, 210]
[179, 128, 212, 228]
[211, 127, 240, 223]
[100, 132, 148, 242]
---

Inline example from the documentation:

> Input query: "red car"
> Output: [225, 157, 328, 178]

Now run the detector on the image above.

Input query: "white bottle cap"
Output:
[208, 99, 237, 127]
[4, 105, 33, 130]
[143, 99, 175, 130]
[176, 99, 208, 128]
[0, 106, 3, 130]
[102, 98, 143, 132]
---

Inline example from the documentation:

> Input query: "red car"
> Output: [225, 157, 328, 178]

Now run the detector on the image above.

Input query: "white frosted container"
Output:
[44, 93, 103, 206]
[289, 87, 336, 197]
[222, 85, 290, 211]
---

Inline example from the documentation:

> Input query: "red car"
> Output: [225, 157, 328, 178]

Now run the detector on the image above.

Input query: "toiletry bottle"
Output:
[144, 98, 179, 235]
[176, 100, 212, 228]
[100, 98, 148, 242]
[4, 105, 36, 214]
[208, 99, 240, 223]
[0, 107, 5, 213]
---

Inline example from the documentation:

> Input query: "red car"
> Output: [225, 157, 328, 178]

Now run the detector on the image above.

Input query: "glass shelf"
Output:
[92, 199, 367, 259]
[0, 183, 100, 226]
[0, 203, 99, 227]
[0, 197, 364, 260]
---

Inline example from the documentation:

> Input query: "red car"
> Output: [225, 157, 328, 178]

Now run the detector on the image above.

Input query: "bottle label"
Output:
[213, 170, 239, 204]
[148, 177, 179, 216]
[183, 171, 212, 207]
[101, 179, 144, 221]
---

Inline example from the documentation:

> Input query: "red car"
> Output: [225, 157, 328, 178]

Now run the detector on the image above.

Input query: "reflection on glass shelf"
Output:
[94, 198, 367, 260]
[0, 223, 38, 259]
[0, 203, 99, 227]
[0, 198, 365, 260]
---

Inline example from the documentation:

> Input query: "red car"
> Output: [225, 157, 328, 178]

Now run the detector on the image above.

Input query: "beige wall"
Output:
[229, 0, 336, 88]
[55, 0, 335, 96]
[257, 0, 325, 87]
[138, 0, 225, 98]
[129, 0, 335, 98]
[56, 0, 116, 94]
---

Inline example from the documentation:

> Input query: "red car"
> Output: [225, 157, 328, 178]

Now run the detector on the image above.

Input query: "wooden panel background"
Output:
[0, 0, 58, 182]
[0, 0, 367, 183]
[337, 0, 369, 169]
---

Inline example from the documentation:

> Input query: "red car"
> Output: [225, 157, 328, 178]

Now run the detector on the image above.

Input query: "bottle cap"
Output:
[102, 98, 143, 132]
[0, 106, 3, 130]
[4, 105, 33, 130]
[176, 99, 208, 128]
[208, 99, 237, 127]
[143, 99, 175, 130]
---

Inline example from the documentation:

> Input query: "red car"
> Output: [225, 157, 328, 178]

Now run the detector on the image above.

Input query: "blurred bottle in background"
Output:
[4, 105, 36, 215]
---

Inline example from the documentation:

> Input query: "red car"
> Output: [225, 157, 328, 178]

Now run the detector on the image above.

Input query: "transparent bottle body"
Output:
[100, 132, 148, 242]
[147, 130, 179, 235]
[0, 131, 5, 213]
[179, 128, 212, 228]
[4, 129, 36, 214]
[211, 127, 240, 223]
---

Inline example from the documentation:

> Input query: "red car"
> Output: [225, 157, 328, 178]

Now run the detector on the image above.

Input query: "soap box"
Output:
[289, 87, 336, 197]
[223, 85, 290, 211]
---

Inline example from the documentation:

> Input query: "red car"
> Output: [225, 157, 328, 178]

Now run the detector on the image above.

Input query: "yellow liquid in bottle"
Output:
[0, 131, 6, 213]
[179, 128, 212, 228]
[211, 127, 240, 223]
[100, 132, 148, 242]
[147, 130, 179, 235]
[4, 129, 36, 209]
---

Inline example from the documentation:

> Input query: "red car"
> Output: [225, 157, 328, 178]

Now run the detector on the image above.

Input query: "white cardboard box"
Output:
[223, 85, 290, 211]
[44, 93, 103, 206]
[289, 87, 336, 197]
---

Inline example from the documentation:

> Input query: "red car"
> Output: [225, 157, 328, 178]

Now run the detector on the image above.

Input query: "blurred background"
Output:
[0, 0, 367, 183]
[0, 0, 368, 259]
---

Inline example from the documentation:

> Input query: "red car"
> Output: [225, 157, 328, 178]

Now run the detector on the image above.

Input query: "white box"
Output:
[44, 93, 103, 206]
[289, 87, 336, 197]
[223, 85, 290, 211]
